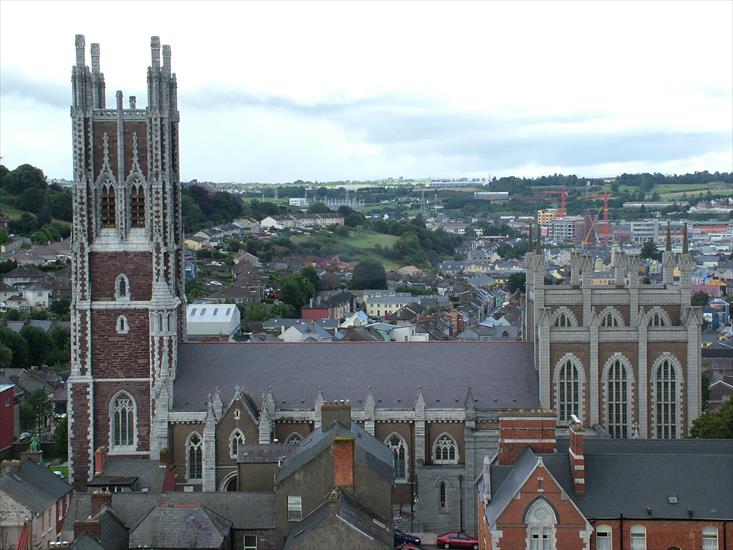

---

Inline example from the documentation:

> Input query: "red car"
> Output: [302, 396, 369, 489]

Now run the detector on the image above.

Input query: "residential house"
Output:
[233, 251, 263, 269]
[3, 265, 46, 288]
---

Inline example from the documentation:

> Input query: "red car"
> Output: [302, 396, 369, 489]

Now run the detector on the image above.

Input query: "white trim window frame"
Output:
[186, 432, 203, 482]
[109, 391, 136, 452]
[652, 355, 681, 439]
[229, 429, 245, 459]
[384, 433, 409, 482]
[432, 433, 459, 464]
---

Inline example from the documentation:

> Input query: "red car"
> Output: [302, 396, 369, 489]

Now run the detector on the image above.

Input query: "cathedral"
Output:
[66, 35, 702, 535]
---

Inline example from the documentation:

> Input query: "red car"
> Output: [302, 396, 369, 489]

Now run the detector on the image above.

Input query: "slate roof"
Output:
[69, 507, 129, 550]
[276, 421, 393, 484]
[0, 469, 55, 514]
[69, 532, 104, 550]
[237, 444, 294, 464]
[283, 490, 392, 550]
[64, 491, 276, 533]
[175, 341, 536, 411]
[89, 458, 169, 492]
[129, 505, 232, 549]
[19, 458, 72, 501]
[485, 439, 733, 526]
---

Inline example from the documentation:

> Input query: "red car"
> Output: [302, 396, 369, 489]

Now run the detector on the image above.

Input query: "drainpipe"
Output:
[458, 474, 464, 533]
[620, 513, 624, 550]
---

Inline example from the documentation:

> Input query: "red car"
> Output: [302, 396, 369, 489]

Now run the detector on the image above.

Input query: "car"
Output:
[394, 529, 421, 547]
[435, 531, 479, 550]
[209, 280, 223, 286]
[395, 544, 420, 550]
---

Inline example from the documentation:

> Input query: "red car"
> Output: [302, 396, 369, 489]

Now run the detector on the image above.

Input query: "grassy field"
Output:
[292, 229, 403, 269]
[341, 230, 399, 249]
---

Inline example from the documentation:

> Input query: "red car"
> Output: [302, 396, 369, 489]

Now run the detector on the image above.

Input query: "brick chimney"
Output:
[568, 415, 585, 495]
[94, 447, 107, 475]
[74, 519, 100, 540]
[321, 400, 352, 431]
[91, 491, 112, 515]
[497, 410, 556, 465]
[332, 435, 355, 487]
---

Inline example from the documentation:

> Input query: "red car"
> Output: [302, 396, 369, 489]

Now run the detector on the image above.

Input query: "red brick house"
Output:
[476, 412, 733, 550]
[0, 383, 14, 454]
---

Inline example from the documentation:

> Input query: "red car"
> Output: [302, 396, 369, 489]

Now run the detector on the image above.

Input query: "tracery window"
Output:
[130, 183, 146, 228]
[648, 309, 669, 327]
[187, 432, 203, 481]
[433, 433, 458, 464]
[100, 184, 116, 228]
[110, 392, 135, 449]
[229, 429, 245, 459]
[554, 313, 572, 328]
[606, 358, 631, 438]
[654, 357, 679, 439]
[285, 433, 302, 445]
[525, 499, 557, 550]
[556, 357, 582, 422]
[385, 434, 408, 482]
[600, 308, 623, 328]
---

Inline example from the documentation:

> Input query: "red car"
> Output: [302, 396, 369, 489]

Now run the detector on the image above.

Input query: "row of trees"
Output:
[0, 324, 70, 371]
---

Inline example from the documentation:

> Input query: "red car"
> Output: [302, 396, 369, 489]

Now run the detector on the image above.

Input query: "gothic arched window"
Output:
[525, 498, 557, 550]
[438, 480, 447, 510]
[130, 183, 146, 228]
[115, 274, 129, 301]
[555, 357, 583, 422]
[653, 357, 680, 439]
[552, 307, 577, 328]
[605, 358, 632, 439]
[599, 308, 623, 328]
[285, 433, 302, 445]
[116, 315, 128, 335]
[648, 308, 670, 328]
[110, 391, 135, 450]
[385, 434, 408, 482]
[229, 429, 245, 459]
[187, 432, 203, 481]
[100, 184, 116, 228]
[432, 433, 458, 464]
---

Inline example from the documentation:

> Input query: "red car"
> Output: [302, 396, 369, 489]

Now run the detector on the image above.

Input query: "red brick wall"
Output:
[498, 415, 556, 465]
[89, 252, 153, 301]
[92, 380, 150, 452]
[588, 519, 733, 550]
[332, 438, 354, 487]
[123, 123, 147, 175]
[91, 309, 150, 378]
[93, 123, 117, 177]
[0, 386, 14, 451]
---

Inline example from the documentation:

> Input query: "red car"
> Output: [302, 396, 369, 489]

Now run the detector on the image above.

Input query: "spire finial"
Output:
[75, 34, 85, 66]
[90, 43, 100, 74]
[527, 222, 533, 252]
[665, 222, 672, 252]
[682, 223, 688, 254]
[151, 36, 161, 68]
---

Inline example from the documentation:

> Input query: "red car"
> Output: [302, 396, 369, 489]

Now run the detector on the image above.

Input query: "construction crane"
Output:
[543, 189, 568, 217]
[584, 192, 612, 245]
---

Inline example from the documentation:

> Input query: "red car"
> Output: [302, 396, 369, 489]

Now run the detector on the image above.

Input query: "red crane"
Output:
[585, 192, 612, 245]
[543, 189, 568, 217]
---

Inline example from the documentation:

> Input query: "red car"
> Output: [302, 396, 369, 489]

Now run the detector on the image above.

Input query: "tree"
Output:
[2, 164, 47, 194]
[690, 399, 733, 438]
[640, 240, 661, 261]
[20, 388, 54, 435]
[0, 345, 12, 368]
[307, 202, 332, 214]
[50, 297, 71, 318]
[351, 260, 387, 290]
[507, 273, 526, 294]
[55, 416, 68, 459]
[691, 291, 709, 306]
[0, 327, 29, 369]
[20, 325, 54, 366]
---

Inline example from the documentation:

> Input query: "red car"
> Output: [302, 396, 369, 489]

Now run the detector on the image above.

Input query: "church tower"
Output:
[67, 35, 184, 486]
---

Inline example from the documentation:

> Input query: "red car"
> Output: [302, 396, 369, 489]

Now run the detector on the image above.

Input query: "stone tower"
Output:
[67, 35, 184, 486]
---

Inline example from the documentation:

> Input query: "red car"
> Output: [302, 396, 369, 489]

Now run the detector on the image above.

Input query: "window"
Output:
[244, 535, 257, 550]
[234, 409, 241, 420]
[600, 308, 623, 328]
[438, 480, 447, 510]
[385, 434, 408, 482]
[130, 183, 145, 228]
[554, 313, 571, 328]
[556, 357, 582, 422]
[605, 358, 631, 439]
[648, 309, 669, 327]
[654, 357, 679, 439]
[525, 499, 556, 550]
[630, 525, 646, 550]
[702, 527, 718, 550]
[433, 433, 458, 464]
[285, 433, 302, 445]
[596, 525, 612, 550]
[187, 432, 203, 481]
[110, 392, 135, 450]
[229, 429, 245, 459]
[115, 274, 129, 301]
[287, 496, 302, 521]
[100, 184, 116, 228]
[116, 315, 128, 335]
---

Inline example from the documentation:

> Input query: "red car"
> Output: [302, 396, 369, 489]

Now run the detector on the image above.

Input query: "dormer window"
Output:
[115, 274, 130, 301]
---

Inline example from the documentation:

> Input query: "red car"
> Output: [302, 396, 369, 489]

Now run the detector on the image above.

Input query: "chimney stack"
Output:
[321, 400, 352, 431]
[498, 410, 556, 465]
[568, 415, 585, 495]
[73, 519, 100, 541]
[91, 491, 112, 516]
[332, 435, 355, 488]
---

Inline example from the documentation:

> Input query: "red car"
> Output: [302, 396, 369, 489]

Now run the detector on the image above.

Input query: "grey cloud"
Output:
[1, 69, 69, 107]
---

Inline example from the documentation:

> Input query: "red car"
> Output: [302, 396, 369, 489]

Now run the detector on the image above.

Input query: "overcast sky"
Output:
[1, 1, 732, 182]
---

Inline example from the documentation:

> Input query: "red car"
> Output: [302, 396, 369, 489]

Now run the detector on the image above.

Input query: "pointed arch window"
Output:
[438, 480, 447, 510]
[116, 315, 129, 335]
[385, 434, 408, 482]
[285, 432, 302, 445]
[115, 274, 130, 301]
[600, 308, 623, 328]
[130, 183, 146, 228]
[433, 433, 458, 464]
[100, 184, 116, 228]
[605, 358, 631, 439]
[552, 308, 577, 328]
[229, 429, 245, 459]
[110, 392, 136, 450]
[525, 499, 557, 550]
[187, 432, 203, 481]
[555, 357, 583, 423]
[648, 309, 670, 328]
[654, 357, 679, 439]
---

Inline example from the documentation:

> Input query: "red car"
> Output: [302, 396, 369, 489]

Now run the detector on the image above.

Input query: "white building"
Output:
[186, 304, 241, 340]
[289, 197, 308, 207]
